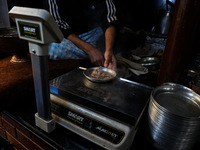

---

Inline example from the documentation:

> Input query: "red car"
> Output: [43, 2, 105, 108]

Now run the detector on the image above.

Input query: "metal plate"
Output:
[139, 57, 160, 65]
[152, 82, 200, 118]
[83, 67, 117, 83]
[139, 57, 160, 70]
[148, 82, 200, 150]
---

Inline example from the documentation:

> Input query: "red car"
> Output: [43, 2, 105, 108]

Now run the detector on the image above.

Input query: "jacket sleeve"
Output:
[95, 0, 118, 32]
[48, 0, 73, 38]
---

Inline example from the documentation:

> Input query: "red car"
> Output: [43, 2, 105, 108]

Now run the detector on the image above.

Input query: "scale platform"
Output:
[49, 68, 152, 150]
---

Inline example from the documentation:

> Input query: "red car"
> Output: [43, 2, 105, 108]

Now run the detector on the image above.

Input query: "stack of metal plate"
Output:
[147, 83, 200, 150]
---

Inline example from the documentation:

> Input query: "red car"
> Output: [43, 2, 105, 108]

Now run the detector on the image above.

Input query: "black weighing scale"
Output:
[9, 7, 152, 150]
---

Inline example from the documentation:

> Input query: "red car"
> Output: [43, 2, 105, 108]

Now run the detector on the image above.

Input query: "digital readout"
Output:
[18, 21, 41, 41]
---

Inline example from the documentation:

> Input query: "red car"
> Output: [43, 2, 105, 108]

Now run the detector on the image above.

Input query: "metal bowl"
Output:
[80, 67, 117, 83]
[139, 57, 160, 71]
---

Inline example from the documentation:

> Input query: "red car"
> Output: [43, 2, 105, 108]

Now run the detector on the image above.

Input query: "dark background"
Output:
[7, 0, 175, 32]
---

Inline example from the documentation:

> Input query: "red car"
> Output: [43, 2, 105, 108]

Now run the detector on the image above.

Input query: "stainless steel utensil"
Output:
[139, 57, 160, 70]
[147, 82, 200, 150]
[79, 67, 117, 83]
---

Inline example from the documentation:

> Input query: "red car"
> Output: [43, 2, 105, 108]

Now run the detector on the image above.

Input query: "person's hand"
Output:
[87, 47, 104, 67]
[104, 51, 117, 71]
[67, 34, 105, 67]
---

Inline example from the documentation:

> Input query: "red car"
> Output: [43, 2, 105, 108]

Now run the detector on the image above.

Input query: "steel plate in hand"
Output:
[79, 67, 117, 83]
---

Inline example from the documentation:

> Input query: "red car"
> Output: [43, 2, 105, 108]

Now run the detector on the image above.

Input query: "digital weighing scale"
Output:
[50, 69, 152, 150]
[9, 7, 153, 150]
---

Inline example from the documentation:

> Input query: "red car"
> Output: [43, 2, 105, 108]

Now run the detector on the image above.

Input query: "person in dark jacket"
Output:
[47, 0, 118, 70]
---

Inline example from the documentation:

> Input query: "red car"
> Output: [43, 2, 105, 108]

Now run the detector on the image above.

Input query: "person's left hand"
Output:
[104, 51, 117, 71]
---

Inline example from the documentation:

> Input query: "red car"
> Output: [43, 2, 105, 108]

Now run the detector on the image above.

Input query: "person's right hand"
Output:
[67, 33, 105, 67]
[87, 47, 104, 67]
[104, 50, 117, 71]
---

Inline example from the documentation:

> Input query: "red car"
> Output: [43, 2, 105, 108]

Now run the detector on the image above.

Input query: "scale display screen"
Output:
[18, 21, 41, 40]
[16, 19, 43, 43]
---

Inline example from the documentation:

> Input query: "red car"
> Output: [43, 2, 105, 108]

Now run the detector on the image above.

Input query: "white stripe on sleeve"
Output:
[106, 0, 117, 23]
[48, 0, 70, 30]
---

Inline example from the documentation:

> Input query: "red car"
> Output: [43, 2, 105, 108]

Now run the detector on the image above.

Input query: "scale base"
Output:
[50, 94, 137, 150]
[35, 113, 56, 133]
